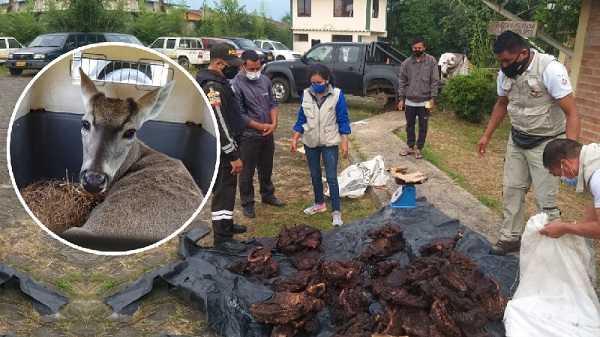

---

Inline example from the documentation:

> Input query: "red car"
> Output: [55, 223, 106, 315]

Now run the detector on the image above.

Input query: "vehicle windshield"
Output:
[29, 35, 67, 48]
[272, 42, 289, 50]
[234, 38, 258, 49]
[222, 39, 239, 48]
[105, 34, 143, 45]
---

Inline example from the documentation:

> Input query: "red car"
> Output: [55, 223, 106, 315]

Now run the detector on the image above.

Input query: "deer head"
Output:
[78, 67, 175, 193]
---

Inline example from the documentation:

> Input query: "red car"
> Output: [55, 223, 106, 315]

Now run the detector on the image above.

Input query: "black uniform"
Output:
[196, 69, 241, 244]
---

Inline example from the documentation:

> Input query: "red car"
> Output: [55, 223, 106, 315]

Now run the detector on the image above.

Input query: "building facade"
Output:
[571, 0, 600, 144]
[290, 0, 387, 53]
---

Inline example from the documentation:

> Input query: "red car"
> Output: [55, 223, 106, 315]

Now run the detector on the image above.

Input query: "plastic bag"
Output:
[325, 155, 388, 198]
[504, 212, 600, 337]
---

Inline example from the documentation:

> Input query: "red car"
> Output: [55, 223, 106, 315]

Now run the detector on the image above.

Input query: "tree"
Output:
[280, 12, 291, 26]
[212, 0, 250, 37]
[0, 6, 40, 45]
[37, 0, 133, 33]
[130, 0, 187, 45]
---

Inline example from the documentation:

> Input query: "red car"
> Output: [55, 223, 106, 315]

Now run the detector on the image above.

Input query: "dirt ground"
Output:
[0, 73, 369, 336]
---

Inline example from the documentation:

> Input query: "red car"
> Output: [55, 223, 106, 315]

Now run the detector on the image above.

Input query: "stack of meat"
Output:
[369, 233, 506, 337]
[249, 224, 327, 336]
[231, 223, 506, 337]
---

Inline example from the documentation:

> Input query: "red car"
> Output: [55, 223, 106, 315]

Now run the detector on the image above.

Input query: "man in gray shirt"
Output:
[231, 50, 286, 218]
[397, 35, 439, 159]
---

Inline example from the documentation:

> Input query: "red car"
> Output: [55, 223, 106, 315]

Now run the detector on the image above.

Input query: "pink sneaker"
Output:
[304, 203, 326, 215]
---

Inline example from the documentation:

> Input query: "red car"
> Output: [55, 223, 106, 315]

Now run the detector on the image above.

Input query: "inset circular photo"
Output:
[7, 42, 218, 254]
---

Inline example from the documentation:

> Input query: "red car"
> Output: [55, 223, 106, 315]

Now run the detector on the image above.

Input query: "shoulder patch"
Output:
[207, 88, 222, 107]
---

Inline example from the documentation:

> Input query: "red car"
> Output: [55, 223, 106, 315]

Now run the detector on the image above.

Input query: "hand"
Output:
[397, 100, 404, 111]
[341, 141, 348, 159]
[290, 139, 297, 153]
[540, 221, 567, 238]
[262, 123, 276, 136]
[230, 158, 243, 175]
[476, 136, 489, 157]
[427, 100, 435, 110]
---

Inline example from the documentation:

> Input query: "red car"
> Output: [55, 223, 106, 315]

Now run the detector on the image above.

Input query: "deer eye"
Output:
[82, 120, 91, 131]
[123, 129, 136, 140]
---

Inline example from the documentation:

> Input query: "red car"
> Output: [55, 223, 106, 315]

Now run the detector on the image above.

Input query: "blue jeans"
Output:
[304, 145, 340, 211]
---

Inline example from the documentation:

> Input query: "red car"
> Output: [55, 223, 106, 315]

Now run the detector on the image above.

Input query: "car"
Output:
[253, 39, 301, 61]
[221, 36, 274, 64]
[5, 32, 143, 76]
[198, 37, 243, 57]
[150, 37, 209, 68]
[0, 37, 23, 64]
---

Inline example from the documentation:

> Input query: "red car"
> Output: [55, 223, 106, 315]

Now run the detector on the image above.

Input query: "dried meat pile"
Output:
[227, 223, 506, 337]
[19, 178, 106, 233]
[369, 232, 506, 337]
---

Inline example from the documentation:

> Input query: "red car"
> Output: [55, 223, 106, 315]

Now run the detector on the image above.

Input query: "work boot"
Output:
[489, 239, 521, 255]
[231, 224, 247, 234]
[243, 204, 256, 218]
[214, 238, 247, 253]
[262, 197, 286, 207]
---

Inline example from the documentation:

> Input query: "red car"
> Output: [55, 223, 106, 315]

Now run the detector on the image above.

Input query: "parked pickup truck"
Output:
[262, 41, 407, 104]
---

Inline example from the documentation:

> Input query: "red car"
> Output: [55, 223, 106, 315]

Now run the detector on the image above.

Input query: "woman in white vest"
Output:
[541, 139, 600, 239]
[290, 64, 351, 226]
[476, 30, 580, 255]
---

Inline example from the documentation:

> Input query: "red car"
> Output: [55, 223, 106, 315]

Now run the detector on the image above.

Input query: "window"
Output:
[332, 34, 353, 42]
[0, 40, 5, 49]
[65, 35, 77, 49]
[150, 38, 165, 49]
[306, 45, 334, 62]
[298, 0, 311, 17]
[207, 39, 217, 48]
[372, 0, 379, 18]
[334, 0, 353, 17]
[8, 38, 21, 48]
[294, 34, 309, 42]
[337, 46, 360, 63]
[166, 38, 176, 49]
[76, 35, 87, 47]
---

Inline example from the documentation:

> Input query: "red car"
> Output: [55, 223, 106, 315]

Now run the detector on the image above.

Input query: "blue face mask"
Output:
[312, 83, 328, 93]
[561, 163, 578, 187]
[562, 176, 578, 187]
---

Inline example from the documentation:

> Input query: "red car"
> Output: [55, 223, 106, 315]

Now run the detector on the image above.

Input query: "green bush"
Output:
[438, 68, 497, 123]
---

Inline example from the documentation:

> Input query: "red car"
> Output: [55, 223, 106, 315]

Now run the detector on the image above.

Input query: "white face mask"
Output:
[245, 70, 261, 81]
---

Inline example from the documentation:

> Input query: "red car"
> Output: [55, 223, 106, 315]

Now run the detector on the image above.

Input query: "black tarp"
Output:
[106, 201, 519, 337]
[0, 262, 68, 315]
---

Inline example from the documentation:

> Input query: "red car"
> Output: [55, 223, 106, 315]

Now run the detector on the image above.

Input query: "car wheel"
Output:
[374, 92, 389, 106]
[276, 55, 285, 61]
[178, 57, 190, 69]
[9, 68, 23, 76]
[271, 77, 291, 103]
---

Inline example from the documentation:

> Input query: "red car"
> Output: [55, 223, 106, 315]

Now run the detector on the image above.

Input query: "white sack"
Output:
[325, 155, 388, 198]
[504, 212, 600, 337]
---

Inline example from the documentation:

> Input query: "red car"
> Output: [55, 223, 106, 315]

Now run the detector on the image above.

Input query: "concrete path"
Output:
[347, 111, 502, 243]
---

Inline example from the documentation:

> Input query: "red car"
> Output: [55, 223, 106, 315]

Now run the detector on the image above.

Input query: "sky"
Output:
[185, 0, 290, 21]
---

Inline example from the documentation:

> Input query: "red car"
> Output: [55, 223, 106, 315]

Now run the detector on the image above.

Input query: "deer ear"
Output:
[134, 80, 175, 124]
[79, 67, 100, 112]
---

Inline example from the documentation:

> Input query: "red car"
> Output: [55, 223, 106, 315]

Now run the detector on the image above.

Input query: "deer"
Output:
[61, 68, 203, 246]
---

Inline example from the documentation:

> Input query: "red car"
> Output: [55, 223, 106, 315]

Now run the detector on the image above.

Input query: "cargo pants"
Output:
[500, 135, 563, 242]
